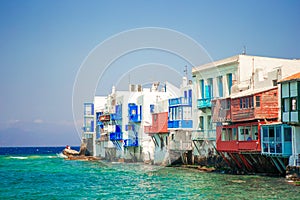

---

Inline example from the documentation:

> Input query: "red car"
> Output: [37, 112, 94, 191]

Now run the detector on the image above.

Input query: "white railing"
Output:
[192, 130, 216, 140]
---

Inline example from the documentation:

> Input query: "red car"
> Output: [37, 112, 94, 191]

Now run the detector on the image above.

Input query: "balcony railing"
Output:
[192, 129, 216, 140]
[169, 97, 191, 107]
[168, 120, 193, 129]
[109, 132, 123, 141]
[197, 98, 212, 109]
[124, 138, 139, 147]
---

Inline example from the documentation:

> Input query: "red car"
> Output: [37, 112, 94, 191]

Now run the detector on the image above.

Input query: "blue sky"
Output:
[0, 0, 299, 146]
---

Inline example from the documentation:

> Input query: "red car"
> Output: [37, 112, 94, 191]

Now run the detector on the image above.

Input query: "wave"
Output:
[8, 155, 58, 160]
[56, 152, 67, 159]
[10, 156, 28, 160]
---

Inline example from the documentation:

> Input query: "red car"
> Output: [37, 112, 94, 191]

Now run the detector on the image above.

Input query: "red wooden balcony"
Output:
[217, 140, 261, 152]
[144, 112, 168, 135]
[216, 122, 264, 153]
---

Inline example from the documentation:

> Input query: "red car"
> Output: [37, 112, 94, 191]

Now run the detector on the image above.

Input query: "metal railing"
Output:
[197, 98, 212, 108]
[192, 129, 216, 140]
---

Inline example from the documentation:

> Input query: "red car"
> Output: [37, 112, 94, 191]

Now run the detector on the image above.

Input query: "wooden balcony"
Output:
[217, 140, 260, 152]
[144, 112, 168, 135]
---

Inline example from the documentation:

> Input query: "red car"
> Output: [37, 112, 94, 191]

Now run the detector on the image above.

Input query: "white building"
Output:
[90, 82, 179, 162]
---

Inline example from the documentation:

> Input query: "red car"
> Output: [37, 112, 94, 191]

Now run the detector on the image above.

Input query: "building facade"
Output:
[193, 54, 300, 173]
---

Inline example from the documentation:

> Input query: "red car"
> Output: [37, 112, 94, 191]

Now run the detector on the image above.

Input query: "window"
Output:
[226, 99, 231, 109]
[232, 128, 237, 140]
[272, 80, 277, 86]
[284, 127, 292, 142]
[252, 125, 258, 140]
[188, 89, 192, 105]
[245, 97, 249, 109]
[228, 128, 233, 140]
[199, 116, 204, 130]
[256, 96, 261, 107]
[207, 78, 213, 98]
[238, 126, 252, 141]
[291, 97, 297, 111]
[275, 126, 281, 142]
[269, 127, 275, 143]
[178, 107, 182, 120]
[207, 115, 212, 130]
[240, 99, 243, 109]
[199, 80, 204, 98]
[249, 96, 254, 108]
[283, 98, 290, 112]
[262, 127, 268, 142]
[221, 128, 232, 141]
[184, 90, 187, 98]
[150, 104, 155, 113]
[217, 76, 223, 97]
[221, 128, 227, 141]
[227, 73, 233, 95]
[238, 126, 245, 141]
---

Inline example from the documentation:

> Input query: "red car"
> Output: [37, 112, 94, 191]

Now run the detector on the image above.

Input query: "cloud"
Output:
[33, 119, 43, 124]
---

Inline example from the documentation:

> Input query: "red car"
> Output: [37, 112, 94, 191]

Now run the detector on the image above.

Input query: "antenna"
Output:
[184, 65, 188, 78]
[242, 46, 246, 55]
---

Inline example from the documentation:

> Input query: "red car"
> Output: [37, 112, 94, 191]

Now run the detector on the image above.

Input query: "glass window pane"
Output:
[284, 127, 292, 142]
[263, 127, 268, 142]
[283, 98, 290, 112]
[252, 125, 258, 140]
[233, 128, 237, 140]
[256, 96, 261, 107]
[222, 128, 226, 141]
[275, 126, 281, 142]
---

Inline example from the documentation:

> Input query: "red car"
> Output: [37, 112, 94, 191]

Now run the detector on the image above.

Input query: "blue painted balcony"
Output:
[169, 97, 191, 107]
[128, 103, 142, 123]
[124, 138, 139, 147]
[168, 120, 193, 129]
[109, 132, 123, 141]
[261, 124, 292, 157]
[197, 98, 212, 109]
[84, 103, 94, 116]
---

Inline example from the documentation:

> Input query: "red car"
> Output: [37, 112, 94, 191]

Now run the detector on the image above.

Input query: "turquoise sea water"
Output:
[0, 148, 299, 199]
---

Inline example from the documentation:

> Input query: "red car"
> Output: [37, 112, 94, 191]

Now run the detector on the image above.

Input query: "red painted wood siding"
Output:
[216, 122, 265, 152]
[231, 88, 278, 122]
[144, 112, 168, 134]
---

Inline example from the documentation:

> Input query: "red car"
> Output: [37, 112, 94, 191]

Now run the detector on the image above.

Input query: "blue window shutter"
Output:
[200, 80, 204, 98]
[205, 85, 211, 98]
